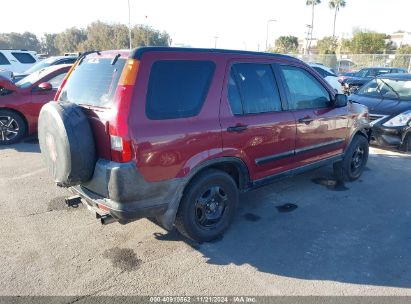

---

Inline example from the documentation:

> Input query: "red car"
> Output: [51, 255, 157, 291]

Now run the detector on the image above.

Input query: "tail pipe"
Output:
[100, 214, 116, 225]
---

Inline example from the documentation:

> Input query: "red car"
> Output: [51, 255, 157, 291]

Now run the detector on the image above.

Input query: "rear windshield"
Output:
[59, 56, 126, 107]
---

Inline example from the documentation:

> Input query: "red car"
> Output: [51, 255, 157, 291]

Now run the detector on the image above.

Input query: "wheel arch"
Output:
[346, 127, 370, 153]
[184, 157, 251, 193]
[157, 156, 251, 231]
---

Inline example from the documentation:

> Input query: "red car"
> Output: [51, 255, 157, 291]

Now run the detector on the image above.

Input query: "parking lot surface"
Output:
[0, 139, 410, 296]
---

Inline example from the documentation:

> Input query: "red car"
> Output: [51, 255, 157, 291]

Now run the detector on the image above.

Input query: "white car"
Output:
[0, 50, 39, 74]
[0, 69, 13, 80]
[310, 63, 343, 94]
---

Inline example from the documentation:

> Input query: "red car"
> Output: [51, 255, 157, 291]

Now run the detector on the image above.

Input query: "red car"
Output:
[38, 48, 369, 242]
[0, 64, 71, 144]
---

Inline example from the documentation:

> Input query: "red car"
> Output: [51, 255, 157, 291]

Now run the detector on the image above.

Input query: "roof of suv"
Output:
[128, 47, 301, 62]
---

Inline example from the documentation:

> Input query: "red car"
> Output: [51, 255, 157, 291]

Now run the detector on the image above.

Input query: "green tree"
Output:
[0, 32, 41, 52]
[0, 22, 172, 55]
[343, 32, 387, 54]
[306, 0, 321, 53]
[41, 33, 59, 56]
[329, 0, 346, 39]
[131, 25, 171, 47]
[271, 36, 299, 53]
[55, 27, 87, 53]
[392, 45, 411, 70]
[79, 21, 129, 51]
[316, 36, 338, 54]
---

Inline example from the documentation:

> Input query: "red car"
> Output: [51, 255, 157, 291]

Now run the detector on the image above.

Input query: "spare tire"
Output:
[38, 102, 96, 187]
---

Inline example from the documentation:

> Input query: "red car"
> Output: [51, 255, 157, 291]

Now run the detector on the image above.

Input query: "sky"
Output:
[2, 0, 411, 51]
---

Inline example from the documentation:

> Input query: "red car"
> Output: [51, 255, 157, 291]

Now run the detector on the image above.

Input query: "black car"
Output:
[349, 73, 411, 151]
[12, 55, 78, 82]
[342, 67, 407, 94]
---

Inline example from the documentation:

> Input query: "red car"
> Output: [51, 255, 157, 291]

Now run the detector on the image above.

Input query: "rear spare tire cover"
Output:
[38, 102, 96, 187]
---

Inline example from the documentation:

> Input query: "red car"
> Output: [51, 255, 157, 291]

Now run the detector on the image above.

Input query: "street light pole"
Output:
[265, 19, 277, 52]
[145, 15, 149, 46]
[214, 36, 219, 49]
[127, 0, 132, 49]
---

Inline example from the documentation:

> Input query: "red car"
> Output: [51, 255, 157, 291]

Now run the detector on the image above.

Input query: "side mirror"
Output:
[334, 94, 348, 108]
[37, 82, 52, 91]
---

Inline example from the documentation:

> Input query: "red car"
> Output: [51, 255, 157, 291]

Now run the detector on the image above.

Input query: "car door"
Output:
[219, 60, 296, 181]
[277, 64, 348, 165]
[30, 72, 67, 125]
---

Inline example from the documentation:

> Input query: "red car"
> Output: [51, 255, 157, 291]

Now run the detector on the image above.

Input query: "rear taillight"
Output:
[54, 61, 79, 101]
[110, 135, 133, 162]
[109, 59, 140, 163]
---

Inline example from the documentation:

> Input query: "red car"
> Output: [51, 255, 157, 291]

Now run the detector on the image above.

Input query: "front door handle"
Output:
[227, 124, 248, 133]
[298, 116, 314, 124]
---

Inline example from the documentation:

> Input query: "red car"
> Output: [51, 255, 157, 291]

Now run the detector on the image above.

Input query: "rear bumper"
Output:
[72, 159, 185, 228]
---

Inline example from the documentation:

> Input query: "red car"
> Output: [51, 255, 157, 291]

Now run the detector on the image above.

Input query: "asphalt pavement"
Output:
[0, 139, 410, 296]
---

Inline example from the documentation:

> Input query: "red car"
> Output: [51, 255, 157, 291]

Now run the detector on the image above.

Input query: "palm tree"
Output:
[306, 0, 321, 53]
[329, 0, 346, 39]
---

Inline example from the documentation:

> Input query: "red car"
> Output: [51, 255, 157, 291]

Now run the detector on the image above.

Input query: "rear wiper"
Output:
[77, 50, 101, 66]
[378, 78, 401, 100]
[111, 54, 121, 65]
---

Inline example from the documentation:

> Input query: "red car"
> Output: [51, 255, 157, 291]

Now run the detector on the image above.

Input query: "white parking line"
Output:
[8, 168, 46, 181]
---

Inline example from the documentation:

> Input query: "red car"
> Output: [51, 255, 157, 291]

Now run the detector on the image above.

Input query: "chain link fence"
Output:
[289, 54, 411, 74]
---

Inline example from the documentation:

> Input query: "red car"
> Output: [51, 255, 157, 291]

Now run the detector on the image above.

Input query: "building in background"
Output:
[389, 31, 411, 48]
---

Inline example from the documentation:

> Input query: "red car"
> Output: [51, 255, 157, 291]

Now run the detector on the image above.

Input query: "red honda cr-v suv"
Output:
[39, 47, 369, 242]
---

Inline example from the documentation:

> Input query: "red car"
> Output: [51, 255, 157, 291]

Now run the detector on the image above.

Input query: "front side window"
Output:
[0, 53, 10, 65]
[358, 78, 411, 101]
[12, 52, 36, 64]
[374, 69, 390, 76]
[313, 67, 326, 78]
[228, 63, 282, 115]
[16, 69, 50, 88]
[48, 73, 67, 89]
[356, 69, 369, 78]
[356, 79, 380, 98]
[146, 60, 215, 120]
[280, 65, 330, 110]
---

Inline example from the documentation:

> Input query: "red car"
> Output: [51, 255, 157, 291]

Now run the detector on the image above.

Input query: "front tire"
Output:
[334, 135, 369, 181]
[400, 134, 411, 152]
[175, 169, 239, 242]
[0, 109, 26, 145]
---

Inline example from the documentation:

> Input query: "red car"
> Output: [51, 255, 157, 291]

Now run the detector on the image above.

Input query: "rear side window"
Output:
[228, 63, 282, 115]
[12, 52, 36, 64]
[0, 53, 10, 65]
[59, 57, 126, 107]
[227, 70, 243, 115]
[146, 60, 215, 120]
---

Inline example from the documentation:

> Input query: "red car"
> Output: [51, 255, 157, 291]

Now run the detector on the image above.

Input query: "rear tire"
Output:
[0, 109, 26, 145]
[334, 135, 369, 181]
[175, 169, 239, 242]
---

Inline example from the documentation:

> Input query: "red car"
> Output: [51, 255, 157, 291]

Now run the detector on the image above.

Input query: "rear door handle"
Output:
[227, 125, 248, 133]
[298, 117, 314, 124]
